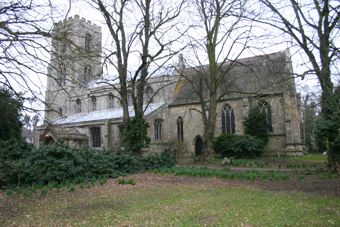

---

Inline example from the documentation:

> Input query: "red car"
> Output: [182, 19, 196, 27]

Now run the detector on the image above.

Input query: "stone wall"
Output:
[167, 93, 291, 156]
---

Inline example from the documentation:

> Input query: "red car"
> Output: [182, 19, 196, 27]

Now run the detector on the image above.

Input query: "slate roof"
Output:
[53, 102, 164, 125]
[171, 50, 295, 106]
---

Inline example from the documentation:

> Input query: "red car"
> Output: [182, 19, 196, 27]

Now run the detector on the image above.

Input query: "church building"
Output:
[35, 15, 305, 157]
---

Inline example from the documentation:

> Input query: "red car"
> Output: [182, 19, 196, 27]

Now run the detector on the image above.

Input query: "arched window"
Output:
[91, 96, 97, 111]
[61, 42, 67, 53]
[57, 64, 66, 86]
[127, 90, 133, 106]
[85, 33, 91, 52]
[222, 104, 235, 134]
[108, 93, 114, 109]
[76, 98, 81, 113]
[177, 117, 184, 142]
[58, 107, 63, 117]
[84, 65, 91, 81]
[154, 119, 162, 140]
[259, 100, 273, 132]
[145, 86, 154, 103]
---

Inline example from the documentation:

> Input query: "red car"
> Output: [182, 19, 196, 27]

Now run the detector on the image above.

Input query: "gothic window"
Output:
[91, 96, 97, 111]
[58, 107, 63, 116]
[83, 65, 91, 81]
[177, 117, 184, 142]
[108, 93, 114, 109]
[61, 42, 67, 53]
[145, 86, 154, 103]
[154, 119, 162, 140]
[76, 98, 81, 113]
[259, 100, 273, 132]
[222, 104, 235, 134]
[57, 64, 66, 86]
[127, 90, 133, 106]
[90, 127, 101, 148]
[85, 33, 91, 52]
[60, 32, 68, 53]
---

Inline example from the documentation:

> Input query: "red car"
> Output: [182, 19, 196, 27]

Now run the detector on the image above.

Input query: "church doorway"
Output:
[44, 135, 55, 145]
[194, 135, 204, 156]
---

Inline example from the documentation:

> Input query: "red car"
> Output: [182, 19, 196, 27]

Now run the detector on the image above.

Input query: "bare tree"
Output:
[0, 0, 54, 112]
[258, 0, 340, 172]
[180, 0, 252, 158]
[91, 0, 186, 121]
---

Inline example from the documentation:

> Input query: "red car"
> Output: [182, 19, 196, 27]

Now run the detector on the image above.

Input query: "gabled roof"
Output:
[53, 102, 164, 125]
[171, 50, 296, 106]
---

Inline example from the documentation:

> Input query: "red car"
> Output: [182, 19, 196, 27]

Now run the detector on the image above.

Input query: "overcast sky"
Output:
[8, 0, 337, 121]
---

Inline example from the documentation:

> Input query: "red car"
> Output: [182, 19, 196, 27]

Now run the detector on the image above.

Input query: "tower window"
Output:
[222, 104, 235, 134]
[84, 65, 91, 81]
[154, 119, 162, 140]
[127, 90, 133, 106]
[58, 107, 63, 116]
[91, 96, 97, 111]
[177, 117, 184, 142]
[57, 64, 66, 86]
[61, 42, 67, 53]
[85, 33, 91, 52]
[259, 100, 273, 132]
[90, 127, 101, 148]
[145, 85, 154, 103]
[108, 93, 114, 109]
[76, 98, 81, 113]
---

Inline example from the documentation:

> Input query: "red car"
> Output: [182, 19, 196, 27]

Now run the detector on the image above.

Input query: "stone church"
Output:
[36, 15, 305, 157]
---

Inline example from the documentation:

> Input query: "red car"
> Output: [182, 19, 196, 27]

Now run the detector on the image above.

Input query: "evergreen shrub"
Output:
[0, 139, 32, 186]
[244, 106, 269, 144]
[0, 141, 176, 189]
[213, 134, 265, 158]
[122, 115, 150, 154]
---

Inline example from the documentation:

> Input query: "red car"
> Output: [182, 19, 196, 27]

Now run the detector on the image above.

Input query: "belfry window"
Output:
[57, 64, 66, 86]
[61, 42, 67, 53]
[85, 33, 91, 52]
[58, 107, 63, 116]
[76, 98, 81, 113]
[127, 90, 133, 106]
[91, 96, 97, 111]
[177, 117, 184, 142]
[145, 86, 154, 103]
[84, 65, 91, 81]
[154, 119, 162, 140]
[259, 100, 273, 132]
[90, 127, 101, 148]
[222, 104, 235, 134]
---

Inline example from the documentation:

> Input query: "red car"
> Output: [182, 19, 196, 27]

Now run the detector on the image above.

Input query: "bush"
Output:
[213, 134, 237, 158]
[244, 106, 269, 144]
[122, 116, 150, 154]
[0, 139, 32, 187]
[142, 149, 176, 170]
[0, 140, 176, 189]
[213, 134, 265, 158]
[23, 142, 84, 185]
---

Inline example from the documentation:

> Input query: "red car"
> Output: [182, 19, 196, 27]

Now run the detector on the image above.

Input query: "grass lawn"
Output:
[1, 173, 339, 226]
[284, 153, 327, 163]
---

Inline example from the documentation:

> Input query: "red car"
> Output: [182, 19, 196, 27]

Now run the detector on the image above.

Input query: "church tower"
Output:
[45, 15, 102, 122]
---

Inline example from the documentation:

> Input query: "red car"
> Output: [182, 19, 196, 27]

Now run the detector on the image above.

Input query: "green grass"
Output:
[153, 166, 289, 181]
[117, 177, 136, 185]
[282, 153, 326, 163]
[232, 159, 272, 168]
[1, 178, 339, 226]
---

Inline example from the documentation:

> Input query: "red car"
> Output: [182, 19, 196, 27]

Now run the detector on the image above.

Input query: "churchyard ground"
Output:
[1, 154, 339, 226]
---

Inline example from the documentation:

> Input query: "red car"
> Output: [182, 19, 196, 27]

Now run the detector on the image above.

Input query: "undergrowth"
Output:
[152, 167, 289, 181]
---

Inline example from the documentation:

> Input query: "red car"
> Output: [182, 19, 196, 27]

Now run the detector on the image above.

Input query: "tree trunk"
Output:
[319, 70, 340, 173]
